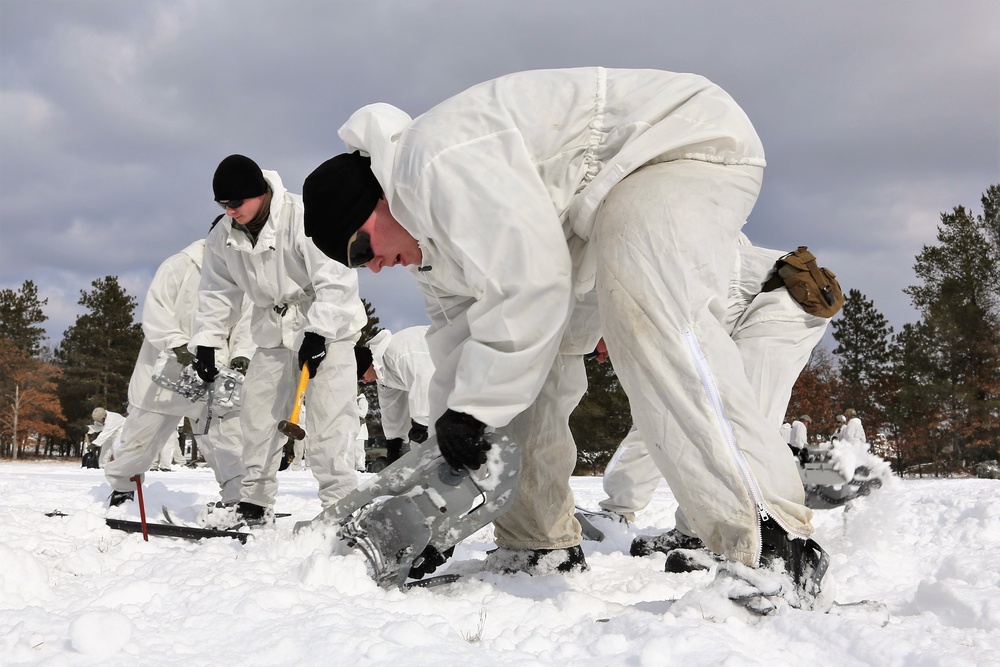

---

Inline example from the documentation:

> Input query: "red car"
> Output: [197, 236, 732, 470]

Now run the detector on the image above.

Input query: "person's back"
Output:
[90, 407, 125, 468]
[842, 408, 866, 446]
[790, 415, 811, 449]
[360, 326, 433, 462]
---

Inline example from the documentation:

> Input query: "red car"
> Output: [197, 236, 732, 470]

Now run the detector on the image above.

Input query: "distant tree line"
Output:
[0, 276, 142, 459]
[2, 185, 997, 477]
[802, 184, 1000, 476]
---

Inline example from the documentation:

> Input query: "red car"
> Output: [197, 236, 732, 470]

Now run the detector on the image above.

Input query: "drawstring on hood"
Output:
[232, 187, 273, 246]
[417, 264, 453, 326]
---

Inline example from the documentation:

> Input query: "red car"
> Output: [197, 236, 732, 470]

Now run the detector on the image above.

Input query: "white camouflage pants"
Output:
[238, 342, 359, 509]
[493, 352, 588, 550]
[595, 160, 813, 566]
[599, 239, 830, 521]
[194, 410, 246, 504]
[105, 405, 245, 503]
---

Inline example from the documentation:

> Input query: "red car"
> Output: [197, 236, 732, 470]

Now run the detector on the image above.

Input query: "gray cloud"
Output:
[1, 0, 997, 349]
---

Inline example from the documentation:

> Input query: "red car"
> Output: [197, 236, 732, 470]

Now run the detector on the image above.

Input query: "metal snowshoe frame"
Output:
[295, 433, 521, 589]
[150, 350, 244, 410]
[797, 445, 886, 509]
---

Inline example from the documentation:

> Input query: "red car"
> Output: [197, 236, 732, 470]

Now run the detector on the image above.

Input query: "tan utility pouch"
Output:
[761, 246, 846, 318]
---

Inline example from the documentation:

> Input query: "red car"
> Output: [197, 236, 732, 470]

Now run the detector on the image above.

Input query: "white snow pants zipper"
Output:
[682, 331, 805, 564]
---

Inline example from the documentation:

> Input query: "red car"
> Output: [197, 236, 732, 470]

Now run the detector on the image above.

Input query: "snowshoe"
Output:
[150, 350, 244, 410]
[297, 433, 521, 589]
[341, 495, 432, 588]
[798, 440, 892, 510]
[574, 512, 606, 542]
[576, 506, 631, 524]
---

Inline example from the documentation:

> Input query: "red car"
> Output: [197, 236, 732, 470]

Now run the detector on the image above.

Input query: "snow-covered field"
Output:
[2, 461, 998, 666]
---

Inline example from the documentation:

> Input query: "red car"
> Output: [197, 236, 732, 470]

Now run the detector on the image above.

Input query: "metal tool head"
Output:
[277, 419, 306, 440]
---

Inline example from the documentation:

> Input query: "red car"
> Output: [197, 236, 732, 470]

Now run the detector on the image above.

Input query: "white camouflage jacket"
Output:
[368, 326, 433, 439]
[339, 67, 764, 427]
[192, 170, 366, 352]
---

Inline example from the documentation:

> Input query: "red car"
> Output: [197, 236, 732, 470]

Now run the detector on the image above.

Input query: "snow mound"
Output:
[69, 610, 132, 657]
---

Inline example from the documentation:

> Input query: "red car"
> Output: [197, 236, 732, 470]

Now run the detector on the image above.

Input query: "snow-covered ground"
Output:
[2, 461, 998, 666]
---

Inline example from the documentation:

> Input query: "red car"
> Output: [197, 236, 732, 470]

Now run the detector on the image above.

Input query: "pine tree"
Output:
[357, 298, 384, 439]
[831, 289, 894, 434]
[887, 321, 946, 475]
[0, 280, 50, 357]
[902, 185, 1000, 470]
[358, 297, 382, 347]
[55, 276, 143, 442]
[570, 355, 632, 474]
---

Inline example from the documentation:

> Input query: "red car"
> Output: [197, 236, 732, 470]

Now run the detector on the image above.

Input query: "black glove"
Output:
[193, 346, 219, 383]
[229, 356, 250, 375]
[298, 332, 326, 378]
[408, 545, 455, 580]
[435, 409, 490, 471]
[173, 345, 196, 366]
[407, 420, 429, 444]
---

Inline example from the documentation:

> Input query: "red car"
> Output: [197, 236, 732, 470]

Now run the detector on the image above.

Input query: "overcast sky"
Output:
[1, 1, 997, 350]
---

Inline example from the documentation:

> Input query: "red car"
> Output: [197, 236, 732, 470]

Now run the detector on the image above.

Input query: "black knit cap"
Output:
[302, 152, 383, 266]
[213, 154, 268, 201]
[355, 344, 374, 381]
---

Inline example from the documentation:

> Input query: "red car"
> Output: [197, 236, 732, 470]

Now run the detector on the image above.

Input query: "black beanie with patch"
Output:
[213, 154, 268, 201]
[302, 152, 383, 266]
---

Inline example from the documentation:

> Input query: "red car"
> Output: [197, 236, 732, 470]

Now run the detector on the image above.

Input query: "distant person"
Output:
[81, 436, 100, 469]
[831, 414, 847, 441]
[355, 392, 369, 471]
[152, 426, 185, 472]
[89, 407, 125, 469]
[841, 408, 867, 447]
[789, 415, 812, 454]
[355, 326, 433, 465]
[191, 154, 367, 528]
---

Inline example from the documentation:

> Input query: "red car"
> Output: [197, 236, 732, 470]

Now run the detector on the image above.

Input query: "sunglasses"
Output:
[216, 198, 246, 211]
[347, 229, 374, 268]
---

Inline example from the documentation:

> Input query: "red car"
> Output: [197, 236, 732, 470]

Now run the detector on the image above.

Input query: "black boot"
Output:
[664, 548, 723, 573]
[236, 501, 273, 528]
[759, 516, 831, 608]
[408, 545, 455, 579]
[109, 490, 134, 507]
[486, 545, 588, 575]
[630, 528, 705, 557]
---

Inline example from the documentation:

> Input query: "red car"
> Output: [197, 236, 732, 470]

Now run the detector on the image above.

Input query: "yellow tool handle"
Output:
[289, 363, 310, 424]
